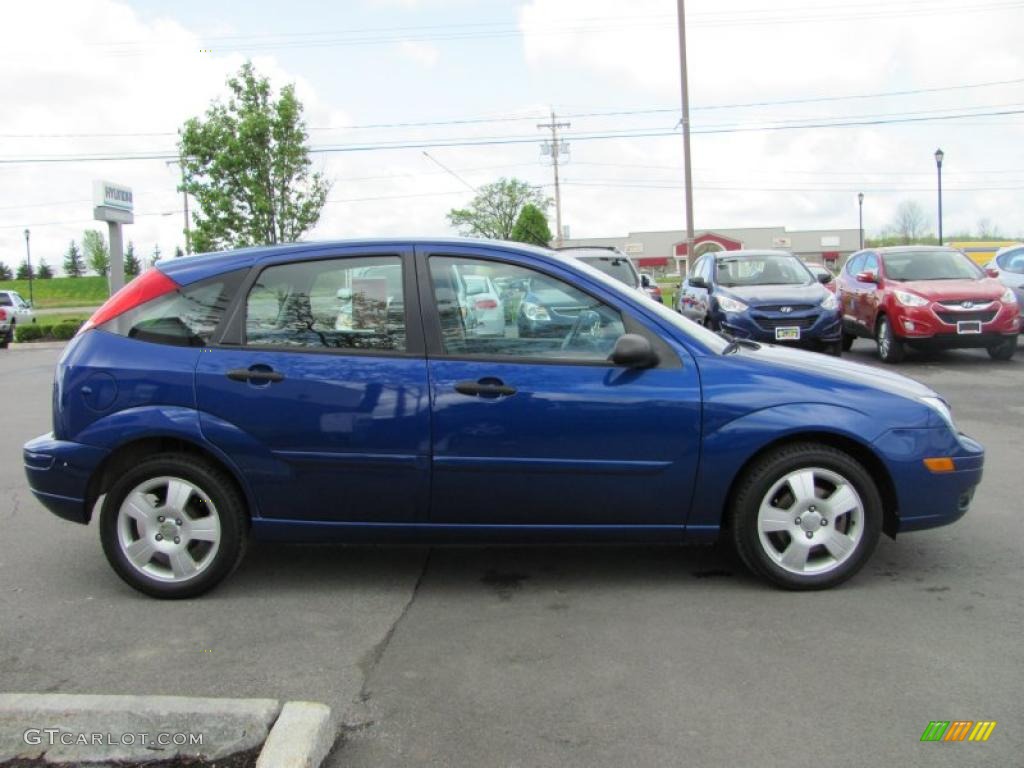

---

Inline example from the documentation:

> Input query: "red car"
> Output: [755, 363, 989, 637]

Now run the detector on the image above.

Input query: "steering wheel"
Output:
[561, 309, 604, 351]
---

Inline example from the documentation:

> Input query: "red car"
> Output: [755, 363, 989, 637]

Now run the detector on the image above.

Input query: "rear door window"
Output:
[244, 256, 407, 352]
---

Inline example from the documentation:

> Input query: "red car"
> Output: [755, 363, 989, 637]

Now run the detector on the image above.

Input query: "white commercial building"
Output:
[561, 226, 861, 274]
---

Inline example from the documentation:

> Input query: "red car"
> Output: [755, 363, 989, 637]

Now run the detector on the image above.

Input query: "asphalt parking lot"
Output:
[0, 342, 1021, 767]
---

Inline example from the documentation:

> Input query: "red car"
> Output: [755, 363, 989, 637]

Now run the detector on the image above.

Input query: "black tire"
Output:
[99, 453, 248, 599]
[824, 341, 843, 357]
[987, 335, 1017, 361]
[875, 316, 905, 363]
[1, 322, 13, 349]
[730, 442, 883, 590]
[841, 331, 855, 351]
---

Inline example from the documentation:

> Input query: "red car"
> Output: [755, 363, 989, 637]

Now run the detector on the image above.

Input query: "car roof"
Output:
[157, 238, 562, 285]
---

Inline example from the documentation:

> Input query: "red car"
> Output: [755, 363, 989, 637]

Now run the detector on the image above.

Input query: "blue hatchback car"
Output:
[677, 250, 843, 355]
[24, 239, 983, 598]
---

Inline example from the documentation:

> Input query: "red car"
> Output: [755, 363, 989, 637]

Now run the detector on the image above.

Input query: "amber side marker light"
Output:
[924, 457, 956, 473]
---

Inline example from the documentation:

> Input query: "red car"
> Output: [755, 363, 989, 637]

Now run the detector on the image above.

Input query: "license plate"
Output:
[775, 327, 801, 341]
[957, 321, 982, 334]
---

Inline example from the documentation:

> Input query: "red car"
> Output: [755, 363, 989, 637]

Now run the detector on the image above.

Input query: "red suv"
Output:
[837, 246, 1020, 362]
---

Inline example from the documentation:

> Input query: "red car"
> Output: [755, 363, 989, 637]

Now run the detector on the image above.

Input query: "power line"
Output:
[75, 1, 1024, 57]
[562, 181, 1024, 193]
[4, 105, 1024, 166]
[6, 76, 1023, 139]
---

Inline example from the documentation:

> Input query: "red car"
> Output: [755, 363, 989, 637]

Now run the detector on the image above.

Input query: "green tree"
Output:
[510, 203, 553, 247]
[447, 178, 549, 240]
[63, 240, 86, 277]
[178, 61, 330, 252]
[83, 229, 109, 277]
[16, 260, 34, 280]
[36, 260, 54, 279]
[0, 263, 12, 281]
[124, 241, 141, 278]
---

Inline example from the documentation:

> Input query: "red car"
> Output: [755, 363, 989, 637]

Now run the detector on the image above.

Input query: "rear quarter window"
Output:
[101, 272, 244, 346]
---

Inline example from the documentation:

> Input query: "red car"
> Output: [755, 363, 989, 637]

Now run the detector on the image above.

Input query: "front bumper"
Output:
[23, 433, 108, 524]
[718, 307, 842, 346]
[872, 427, 984, 534]
[890, 301, 1020, 344]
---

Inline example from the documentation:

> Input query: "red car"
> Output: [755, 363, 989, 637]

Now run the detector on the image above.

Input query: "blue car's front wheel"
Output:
[730, 443, 882, 590]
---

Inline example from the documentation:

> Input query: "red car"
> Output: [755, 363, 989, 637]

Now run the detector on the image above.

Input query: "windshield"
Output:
[716, 254, 813, 287]
[577, 256, 638, 288]
[883, 250, 983, 281]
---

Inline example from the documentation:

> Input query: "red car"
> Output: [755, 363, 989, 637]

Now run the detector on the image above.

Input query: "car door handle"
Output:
[226, 367, 285, 383]
[454, 379, 516, 398]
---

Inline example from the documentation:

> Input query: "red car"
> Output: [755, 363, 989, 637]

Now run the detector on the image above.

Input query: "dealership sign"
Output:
[93, 180, 134, 224]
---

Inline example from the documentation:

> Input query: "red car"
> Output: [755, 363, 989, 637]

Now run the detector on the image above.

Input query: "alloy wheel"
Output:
[756, 467, 865, 576]
[116, 476, 221, 583]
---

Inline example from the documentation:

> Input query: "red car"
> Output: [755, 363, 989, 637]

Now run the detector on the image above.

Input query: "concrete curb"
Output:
[256, 701, 335, 768]
[6, 341, 68, 351]
[0, 693, 336, 766]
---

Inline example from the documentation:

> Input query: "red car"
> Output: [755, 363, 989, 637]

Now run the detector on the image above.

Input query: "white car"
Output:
[986, 244, 1024, 310]
[463, 274, 505, 337]
[0, 290, 36, 347]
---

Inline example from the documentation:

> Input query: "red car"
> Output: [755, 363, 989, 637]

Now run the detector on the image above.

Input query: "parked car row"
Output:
[669, 246, 1020, 363]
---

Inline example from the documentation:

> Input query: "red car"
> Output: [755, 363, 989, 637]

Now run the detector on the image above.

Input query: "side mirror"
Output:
[817, 272, 833, 284]
[856, 271, 878, 284]
[640, 275, 651, 288]
[609, 334, 658, 369]
[688, 275, 708, 289]
[985, 267, 1000, 279]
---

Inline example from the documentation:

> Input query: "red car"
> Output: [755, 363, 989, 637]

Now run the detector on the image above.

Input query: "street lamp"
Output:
[23, 229, 33, 306]
[934, 148, 944, 246]
[857, 192, 864, 250]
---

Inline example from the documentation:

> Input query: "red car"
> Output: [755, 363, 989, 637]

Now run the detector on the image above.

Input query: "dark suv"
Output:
[676, 250, 842, 355]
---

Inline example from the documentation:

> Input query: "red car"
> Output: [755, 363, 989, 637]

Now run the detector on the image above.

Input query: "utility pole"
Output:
[23, 229, 33, 306]
[167, 159, 192, 254]
[676, 0, 696, 274]
[538, 110, 570, 247]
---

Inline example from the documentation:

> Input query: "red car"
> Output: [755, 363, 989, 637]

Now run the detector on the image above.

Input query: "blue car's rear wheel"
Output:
[730, 443, 882, 590]
[99, 454, 247, 599]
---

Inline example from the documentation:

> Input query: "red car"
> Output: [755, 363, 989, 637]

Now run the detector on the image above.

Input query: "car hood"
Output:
[745, 343, 936, 402]
[719, 283, 826, 306]
[888, 278, 1005, 301]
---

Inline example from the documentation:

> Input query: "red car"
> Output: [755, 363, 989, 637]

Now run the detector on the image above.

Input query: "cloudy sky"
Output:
[2, 0, 1023, 272]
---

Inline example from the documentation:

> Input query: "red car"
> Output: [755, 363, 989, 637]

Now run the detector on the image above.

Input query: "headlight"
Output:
[717, 296, 748, 313]
[522, 302, 550, 321]
[820, 293, 838, 310]
[894, 290, 929, 308]
[921, 395, 957, 433]
[1001, 288, 1018, 305]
